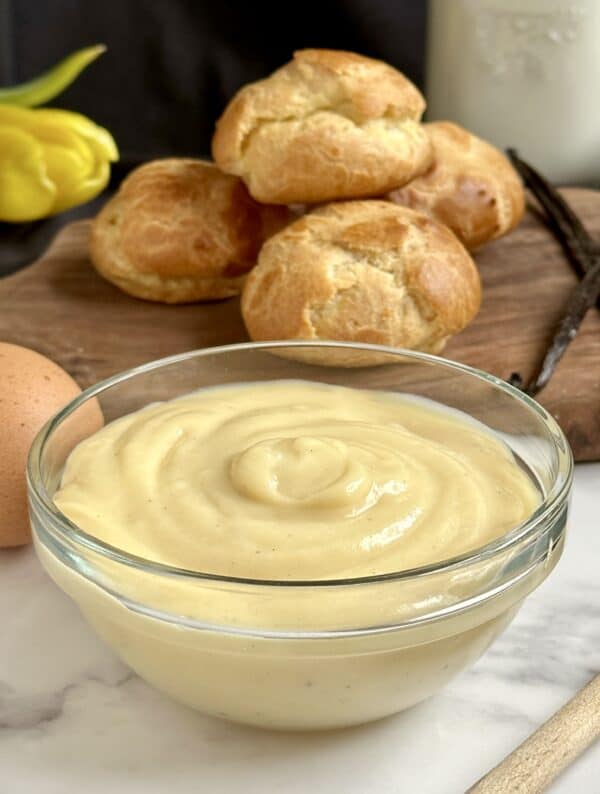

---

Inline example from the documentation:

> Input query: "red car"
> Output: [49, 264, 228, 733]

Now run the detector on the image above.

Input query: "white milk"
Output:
[426, 0, 600, 183]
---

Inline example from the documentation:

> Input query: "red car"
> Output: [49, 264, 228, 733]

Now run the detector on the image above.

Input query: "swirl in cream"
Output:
[54, 381, 540, 579]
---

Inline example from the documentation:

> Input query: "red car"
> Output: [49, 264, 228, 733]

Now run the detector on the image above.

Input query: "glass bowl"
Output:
[27, 342, 573, 730]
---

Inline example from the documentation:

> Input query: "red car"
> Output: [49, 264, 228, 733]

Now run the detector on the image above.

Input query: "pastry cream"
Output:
[42, 380, 554, 730]
[54, 381, 539, 578]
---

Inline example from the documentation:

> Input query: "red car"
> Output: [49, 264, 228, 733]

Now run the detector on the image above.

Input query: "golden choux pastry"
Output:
[212, 49, 433, 204]
[90, 158, 291, 303]
[388, 122, 525, 251]
[241, 200, 481, 357]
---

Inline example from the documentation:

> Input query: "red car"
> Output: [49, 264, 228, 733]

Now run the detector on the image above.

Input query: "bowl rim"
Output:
[27, 340, 574, 589]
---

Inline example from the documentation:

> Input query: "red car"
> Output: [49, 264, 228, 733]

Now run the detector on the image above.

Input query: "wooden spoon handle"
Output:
[467, 673, 600, 793]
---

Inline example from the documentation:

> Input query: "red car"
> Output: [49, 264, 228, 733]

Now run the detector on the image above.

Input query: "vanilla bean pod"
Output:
[526, 259, 600, 395]
[507, 150, 600, 295]
[504, 151, 600, 394]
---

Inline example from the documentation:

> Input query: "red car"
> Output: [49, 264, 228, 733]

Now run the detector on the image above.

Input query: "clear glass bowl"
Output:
[27, 342, 573, 730]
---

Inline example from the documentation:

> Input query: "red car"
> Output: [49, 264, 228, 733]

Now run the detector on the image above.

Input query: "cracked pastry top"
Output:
[212, 49, 434, 204]
[241, 200, 481, 357]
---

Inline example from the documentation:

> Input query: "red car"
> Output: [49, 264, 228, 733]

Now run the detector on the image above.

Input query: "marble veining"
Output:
[0, 670, 134, 731]
[1, 464, 598, 794]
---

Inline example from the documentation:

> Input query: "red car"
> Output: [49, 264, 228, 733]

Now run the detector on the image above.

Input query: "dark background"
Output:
[0, 0, 427, 163]
[0, 0, 427, 275]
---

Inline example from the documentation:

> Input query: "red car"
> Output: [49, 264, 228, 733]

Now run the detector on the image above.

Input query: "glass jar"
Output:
[426, 0, 600, 183]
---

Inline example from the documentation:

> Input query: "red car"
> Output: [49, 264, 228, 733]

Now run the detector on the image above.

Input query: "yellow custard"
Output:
[54, 380, 539, 579]
[39, 379, 558, 730]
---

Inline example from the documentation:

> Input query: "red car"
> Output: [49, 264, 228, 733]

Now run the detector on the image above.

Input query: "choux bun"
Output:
[388, 122, 525, 251]
[213, 49, 433, 204]
[241, 200, 481, 358]
[90, 158, 291, 303]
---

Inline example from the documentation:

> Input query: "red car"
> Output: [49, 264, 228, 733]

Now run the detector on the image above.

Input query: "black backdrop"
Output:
[0, 0, 427, 274]
[1, 0, 427, 162]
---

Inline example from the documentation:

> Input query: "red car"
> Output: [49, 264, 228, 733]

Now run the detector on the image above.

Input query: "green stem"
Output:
[0, 44, 106, 107]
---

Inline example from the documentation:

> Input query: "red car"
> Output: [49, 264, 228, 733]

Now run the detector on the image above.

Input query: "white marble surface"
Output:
[1, 464, 598, 794]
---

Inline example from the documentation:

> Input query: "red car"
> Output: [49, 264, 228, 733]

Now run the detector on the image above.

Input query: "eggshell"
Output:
[0, 343, 102, 548]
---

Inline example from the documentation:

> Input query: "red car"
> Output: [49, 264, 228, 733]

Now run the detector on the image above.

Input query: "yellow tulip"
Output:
[0, 126, 56, 221]
[35, 109, 119, 161]
[0, 105, 118, 221]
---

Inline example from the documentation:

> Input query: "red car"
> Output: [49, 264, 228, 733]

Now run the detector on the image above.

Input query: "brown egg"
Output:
[0, 343, 102, 548]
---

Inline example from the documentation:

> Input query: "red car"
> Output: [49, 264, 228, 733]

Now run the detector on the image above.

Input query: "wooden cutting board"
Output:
[0, 189, 598, 460]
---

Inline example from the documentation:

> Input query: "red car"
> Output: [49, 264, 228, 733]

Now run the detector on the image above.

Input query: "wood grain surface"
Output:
[0, 188, 598, 460]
